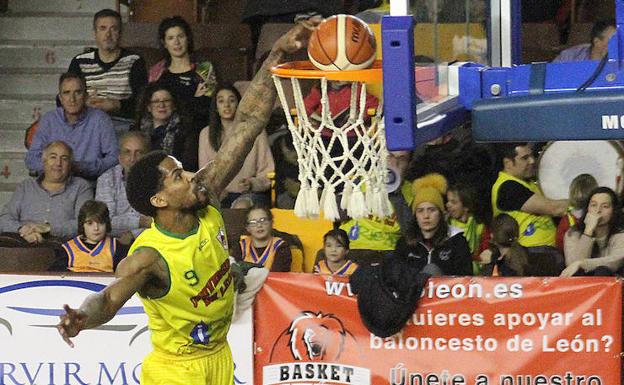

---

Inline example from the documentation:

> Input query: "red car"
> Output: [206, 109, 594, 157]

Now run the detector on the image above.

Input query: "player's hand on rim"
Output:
[57, 304, 87, 348]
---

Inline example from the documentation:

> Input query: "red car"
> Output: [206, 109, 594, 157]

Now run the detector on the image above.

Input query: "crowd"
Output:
[0, 7, 620, 280]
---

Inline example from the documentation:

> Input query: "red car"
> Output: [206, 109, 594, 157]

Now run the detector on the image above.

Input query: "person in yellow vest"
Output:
[446, 182, 490, 275]
[55, 20, 320, 385]
[555, 173, 597, 253]
[492, 143, 568, 248]
[314, 229, 358, 276]
[340, 150, 414, 251]
[62, 200, 129, 273]
[240, 204, 291, 272]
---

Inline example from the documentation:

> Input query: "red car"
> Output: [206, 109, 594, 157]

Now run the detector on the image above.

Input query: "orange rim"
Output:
[271, 60, 383, 83]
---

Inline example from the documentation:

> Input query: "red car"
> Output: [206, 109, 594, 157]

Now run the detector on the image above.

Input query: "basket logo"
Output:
[264, 311, 370, 385]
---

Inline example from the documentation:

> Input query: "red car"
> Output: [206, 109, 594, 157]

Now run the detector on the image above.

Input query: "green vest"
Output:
[491, 171, 556, 247]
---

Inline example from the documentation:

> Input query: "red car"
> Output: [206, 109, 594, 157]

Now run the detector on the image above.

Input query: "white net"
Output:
[272, 75, 393, 221]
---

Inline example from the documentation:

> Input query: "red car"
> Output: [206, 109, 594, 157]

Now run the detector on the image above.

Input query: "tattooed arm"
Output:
[193, 18, 320, 200]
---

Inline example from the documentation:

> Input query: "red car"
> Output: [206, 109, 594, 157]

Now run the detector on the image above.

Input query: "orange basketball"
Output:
[307, 14, 377, 71]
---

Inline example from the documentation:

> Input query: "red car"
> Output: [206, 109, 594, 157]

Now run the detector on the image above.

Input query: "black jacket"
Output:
[393, 229, 473, 276]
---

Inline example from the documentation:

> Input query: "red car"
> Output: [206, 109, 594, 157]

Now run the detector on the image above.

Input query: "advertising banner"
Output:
[0, 274, 254, 385]
[254, 274, 621, 385]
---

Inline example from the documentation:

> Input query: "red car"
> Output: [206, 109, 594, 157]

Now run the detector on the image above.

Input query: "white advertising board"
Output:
[0, 274, 254, 385]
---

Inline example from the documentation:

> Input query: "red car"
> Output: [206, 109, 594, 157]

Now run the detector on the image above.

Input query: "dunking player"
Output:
[56, 19, 319, 385]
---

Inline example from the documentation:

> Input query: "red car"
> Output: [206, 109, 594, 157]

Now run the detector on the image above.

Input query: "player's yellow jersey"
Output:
[129, 206, 234, 355]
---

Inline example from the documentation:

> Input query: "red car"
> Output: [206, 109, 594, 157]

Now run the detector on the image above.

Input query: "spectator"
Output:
[0, 141, 93, 243]
[340, 150, 414, 251]
[314, 229, 358, 276]
[67, 9, 148, 130]
[446, 182, 491, 275]
[553, 19, 616, 62]
[270, 129, 300, 209]
[561, 187, 624, 276]
[26, 72, 119, 181]
[555, 173, 598, 252]
[199, 84, 274, 207]
[480, 214, 562, 276]
[96, 131, 152, 244]
[148, 16, 217, 130]
[492, 143, 567, 247]
[392, 173, 473, 276]
[239, 204, 291, 272]
[62, 200, 129, 273]
[134, 83, 198, 171]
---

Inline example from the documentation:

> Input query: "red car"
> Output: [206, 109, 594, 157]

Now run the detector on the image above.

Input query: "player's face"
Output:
[119, 136, 148, 174]
[42, 143, 72, 184]
[588, 193, 613, 227]
[506, 145, 535, 180]
[163, 26, 188, 58]
[324, 237, 348, 264]
[216, 89, 239, 121]
[83, 218, 107, 243]
[94, 16, 120, 52]
[157, 156, 203, 211]
[415, 202, 442, 235]
[59, 78, 86, 117]
[446, 190, 468, 221]
[245, 209, 273, 241]
[147, 90, 174, 124]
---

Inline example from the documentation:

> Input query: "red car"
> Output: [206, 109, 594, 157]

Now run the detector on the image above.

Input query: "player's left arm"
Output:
[193, 18, 320, 198]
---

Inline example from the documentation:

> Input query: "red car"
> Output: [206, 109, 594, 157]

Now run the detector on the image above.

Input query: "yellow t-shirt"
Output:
[129, 206, 234, 355]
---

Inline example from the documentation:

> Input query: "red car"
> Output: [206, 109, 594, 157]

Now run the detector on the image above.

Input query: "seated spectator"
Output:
[340, 150, 414, 251]
[199, 85, 274, 207]
[62, 200, 129, 272]
[149, 16, 218, 130]
[556, 173, 598, 252]
[553, 19, 616, 62]
[480, 214, 562, 276]
[0, 141, 93, 243]
[239, 204, 291, 272]
[561, 187, 624, 277]
[26, 72, 119, 181]
[271, 130, 300, 209]
[314, 229, 358, 276]
[67, 9, 148, 130]
[492, 143, 568, 247]
[446, 182, 491, 274]
[134, 83, 198, 171]
[391, 173, 473, 276]
[96, 131, 152, 244]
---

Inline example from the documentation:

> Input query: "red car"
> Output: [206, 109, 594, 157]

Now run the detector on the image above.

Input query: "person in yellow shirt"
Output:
[55, 19, 320, 385]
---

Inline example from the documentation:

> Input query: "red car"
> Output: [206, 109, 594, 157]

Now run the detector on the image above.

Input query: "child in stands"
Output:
[314, 229, 358, 276]
[555, 174, 598, 252]
[62, 200, 128, 272]
[240, 204, 291, 272]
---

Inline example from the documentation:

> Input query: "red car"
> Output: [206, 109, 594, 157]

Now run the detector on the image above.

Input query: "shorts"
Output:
[141, 343, 234, 385]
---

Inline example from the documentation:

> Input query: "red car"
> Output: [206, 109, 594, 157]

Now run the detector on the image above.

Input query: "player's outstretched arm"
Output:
[194, 17, 321, 198]
[57, 247, 160, 347]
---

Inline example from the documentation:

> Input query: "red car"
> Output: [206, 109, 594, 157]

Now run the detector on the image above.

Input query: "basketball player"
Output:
[56, 18, 320, 385]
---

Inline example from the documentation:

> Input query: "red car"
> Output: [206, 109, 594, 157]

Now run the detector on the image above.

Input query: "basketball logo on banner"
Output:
[264, 311, 370, 385]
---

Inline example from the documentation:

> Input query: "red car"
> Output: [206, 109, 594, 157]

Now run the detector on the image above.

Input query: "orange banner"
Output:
[254, 274, 621, 385]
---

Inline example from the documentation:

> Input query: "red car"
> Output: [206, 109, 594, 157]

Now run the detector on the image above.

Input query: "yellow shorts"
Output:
[141, 343, 234, 385]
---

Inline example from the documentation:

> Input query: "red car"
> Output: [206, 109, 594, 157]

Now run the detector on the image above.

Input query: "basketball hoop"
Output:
[271, 60, 393, 221]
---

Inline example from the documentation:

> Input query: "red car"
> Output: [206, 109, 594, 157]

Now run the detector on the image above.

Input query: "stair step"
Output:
[8, 0, 116, 14]
[0, 127, 27, 153]
[0, 99, 56, 125]
[0, 153, 30, 187]
[0, 190, 16, 210]
[0, 73, 61, 96]
[0, 44, 91, 71]
[0, 16, 93, 41]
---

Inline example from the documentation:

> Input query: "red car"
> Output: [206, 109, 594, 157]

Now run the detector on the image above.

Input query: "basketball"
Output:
[307, 14, 377, 71]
